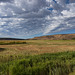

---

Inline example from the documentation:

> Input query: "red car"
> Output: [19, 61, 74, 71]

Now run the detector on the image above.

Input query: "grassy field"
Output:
[0, 40, 75, 56]
[0, 40, 75, 75]
[69, 70, 75, 75]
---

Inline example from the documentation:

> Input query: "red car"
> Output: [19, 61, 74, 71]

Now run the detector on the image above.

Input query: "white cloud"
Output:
[70, 0, 75, 3]
[0, 0, 75, 38]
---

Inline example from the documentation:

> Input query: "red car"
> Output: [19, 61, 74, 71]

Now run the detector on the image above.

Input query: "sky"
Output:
[0, 0, 75, 39]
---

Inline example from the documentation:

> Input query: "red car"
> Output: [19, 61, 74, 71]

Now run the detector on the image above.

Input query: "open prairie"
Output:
[0, 40, 75, 75]
[0, 40, 75, 56]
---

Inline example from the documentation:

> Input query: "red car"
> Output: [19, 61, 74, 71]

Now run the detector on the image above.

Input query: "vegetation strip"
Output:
[0, 51, 75, 75]
[0, 41, 26, 45]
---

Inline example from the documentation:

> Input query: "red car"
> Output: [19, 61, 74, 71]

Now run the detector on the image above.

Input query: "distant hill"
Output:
[30, 34, 75, 40]
[0, 34, 75, 40]
[0, 38, 25, 40]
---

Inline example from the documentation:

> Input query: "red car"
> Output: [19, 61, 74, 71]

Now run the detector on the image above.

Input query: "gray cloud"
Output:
[70, 0, 75, 3]
[0, 0, 14, 3]
[0, 0, 75, 38]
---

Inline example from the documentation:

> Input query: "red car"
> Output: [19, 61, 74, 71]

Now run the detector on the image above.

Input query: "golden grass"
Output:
[0, 40, 75, 56]
[0, 40, 75, 75]
[69, 70, 75, 75]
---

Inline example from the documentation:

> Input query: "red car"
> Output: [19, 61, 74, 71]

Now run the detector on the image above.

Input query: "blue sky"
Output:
[0, 0, 75, 39]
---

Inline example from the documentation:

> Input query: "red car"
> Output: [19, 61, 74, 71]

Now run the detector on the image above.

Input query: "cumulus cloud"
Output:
[70, 0, 75, 3]
[0, 0, 13, 3]
[0, 0, 75, 38]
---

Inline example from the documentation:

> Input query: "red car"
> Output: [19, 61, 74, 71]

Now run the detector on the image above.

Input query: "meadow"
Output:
[0, 40, 75, 75]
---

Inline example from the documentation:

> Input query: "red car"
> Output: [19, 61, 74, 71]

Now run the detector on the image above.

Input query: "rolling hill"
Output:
[0, 34, 75, 40]
[31, 34, 75, 40]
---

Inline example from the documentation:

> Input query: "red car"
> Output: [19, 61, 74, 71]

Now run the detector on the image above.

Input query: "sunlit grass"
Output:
[0, 40, 75, 75]
[0, 51, 75, 75]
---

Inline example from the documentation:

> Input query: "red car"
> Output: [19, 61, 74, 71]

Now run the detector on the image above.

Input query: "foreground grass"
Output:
[0, 51, 75, 75]
[69, 70, 75, 75]
[0, 40, 75, 75]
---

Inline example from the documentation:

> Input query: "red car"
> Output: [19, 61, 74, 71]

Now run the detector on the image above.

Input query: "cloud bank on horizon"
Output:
[0, 0, 75, 38]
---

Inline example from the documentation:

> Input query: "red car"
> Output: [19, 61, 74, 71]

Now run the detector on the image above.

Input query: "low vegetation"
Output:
[0, 40, 26, 45]
[0, 51, 75, 75]
[0, 40, 75, 75]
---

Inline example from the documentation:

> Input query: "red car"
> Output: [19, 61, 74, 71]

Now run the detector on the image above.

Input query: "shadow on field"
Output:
[0, 48, 5, 52]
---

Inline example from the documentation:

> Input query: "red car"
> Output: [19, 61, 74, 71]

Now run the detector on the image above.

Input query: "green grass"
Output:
[0, 40, 26, 45]
[0, 51, 75, 75]
[0, 40, 75, 75]
[69, 70, 75, 75]
[72, 38, 75, 40]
